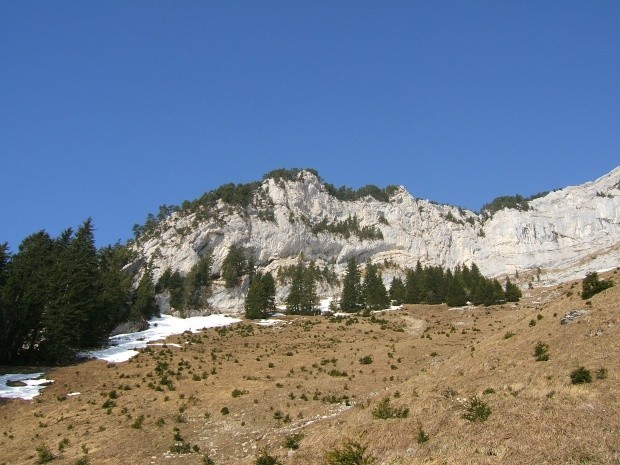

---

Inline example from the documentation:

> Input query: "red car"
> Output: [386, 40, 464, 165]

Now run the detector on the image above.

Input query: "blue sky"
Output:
[2, 1, 619, 249]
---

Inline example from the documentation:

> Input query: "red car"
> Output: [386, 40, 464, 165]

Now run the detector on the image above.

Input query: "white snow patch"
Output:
[82, 314, 241, 363]
[256, 319, 286, 326]
[0, 373, 53, 400]
[67, 392, 80, 396]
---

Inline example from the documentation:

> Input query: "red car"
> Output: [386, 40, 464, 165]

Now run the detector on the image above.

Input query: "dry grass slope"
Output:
[1, 269, 619, 464]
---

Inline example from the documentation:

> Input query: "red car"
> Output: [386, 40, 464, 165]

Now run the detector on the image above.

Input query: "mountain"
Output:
[130, 167, 620, 312]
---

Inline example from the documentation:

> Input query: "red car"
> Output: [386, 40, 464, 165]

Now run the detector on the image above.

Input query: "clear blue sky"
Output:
[2, 1, 619, 249]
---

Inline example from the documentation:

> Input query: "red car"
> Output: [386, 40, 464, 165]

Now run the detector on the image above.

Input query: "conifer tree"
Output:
[301, 263, 319, 313]
[245, 272, 277, 319]
[0, 232, 56, 363]
[261, 272, 276, 311]
[131, 265, 158, 322]
[245, 272, 267, 319]
[286, 263, 304, 313]
[389, 277, 406, 305]
[362, 262, 390, 310]
[340, 257, 363, 312]
[222, 244, 246, 288]
[43, 219, 103, 360]
[404, 265, 421, 304]
[184, 250, 213, 310]
[98, 243, 133, 334]
[445, 270, 468, 307]
[504, 277, 522, 302]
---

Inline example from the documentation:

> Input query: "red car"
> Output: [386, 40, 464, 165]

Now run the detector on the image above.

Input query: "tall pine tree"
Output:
[340, 257, 363, 312]
[362, 262, 390, 310]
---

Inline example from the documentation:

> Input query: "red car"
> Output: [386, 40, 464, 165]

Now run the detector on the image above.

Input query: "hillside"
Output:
[129, 167, 620, 312]
[1, 269, 618, 464]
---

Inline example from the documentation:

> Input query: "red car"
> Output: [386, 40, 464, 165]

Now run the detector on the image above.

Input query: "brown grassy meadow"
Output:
[1, 270, 619, 465]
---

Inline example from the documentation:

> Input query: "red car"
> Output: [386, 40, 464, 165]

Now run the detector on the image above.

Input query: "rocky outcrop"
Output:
[131, 167, 620, 312]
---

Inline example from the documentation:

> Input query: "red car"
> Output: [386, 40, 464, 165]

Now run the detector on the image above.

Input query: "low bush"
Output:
[255, 449, 282, 465]
[325, 440, 377, 465]
[534, 342, 550, 361]
[371, 397, 409, 419]
[570, 367, 592, 384]
[462, 395, 491, 422]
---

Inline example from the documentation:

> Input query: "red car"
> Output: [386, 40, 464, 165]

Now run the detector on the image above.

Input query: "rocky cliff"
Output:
[131, 167, 620, 312]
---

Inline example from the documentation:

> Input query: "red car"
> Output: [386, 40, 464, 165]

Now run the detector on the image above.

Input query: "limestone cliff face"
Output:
[132, 167, 620, 312]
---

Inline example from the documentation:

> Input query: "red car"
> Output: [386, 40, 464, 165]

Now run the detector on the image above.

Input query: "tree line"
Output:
[340, 258, 521, 312]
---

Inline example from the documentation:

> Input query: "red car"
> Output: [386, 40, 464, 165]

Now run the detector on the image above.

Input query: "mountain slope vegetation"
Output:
[1, 269, 618, 464]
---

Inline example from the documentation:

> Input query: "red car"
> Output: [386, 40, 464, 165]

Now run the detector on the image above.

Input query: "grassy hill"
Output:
[1, 270, 619, 465]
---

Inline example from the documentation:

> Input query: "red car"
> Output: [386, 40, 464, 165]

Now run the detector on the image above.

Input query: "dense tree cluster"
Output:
[581, 272, 614, 300]
[311, 215, 383, 241]
[340, 258, 390, 312]
[156, 251, 214, 313]
[481, 191, 549, 219]
[0, 219, 144, 365]
[340, 259, 521, 313]
[389, 262, 521, 307]
[285, 262, 319, 315]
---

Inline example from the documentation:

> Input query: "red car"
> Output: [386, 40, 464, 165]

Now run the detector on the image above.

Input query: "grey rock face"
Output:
[132, 167, 620, 312]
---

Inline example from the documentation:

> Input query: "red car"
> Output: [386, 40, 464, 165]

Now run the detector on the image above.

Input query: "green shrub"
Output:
[283, 433, 304, 450]
[462, 395, 491, 422]
[570, 367, 592, 384]
[534, 342, 550, 361]
[325, 440, 377, 465]
[371, 397, 409, 419]
[131, 414, 145, 429]
[582, 272, 613, 299]
[36, 444, 54, 464]
[231, 388, 248, 398]
[416, 425, 429, 444]
[255, 449, 282, 465]
[359, 355, 373, 365]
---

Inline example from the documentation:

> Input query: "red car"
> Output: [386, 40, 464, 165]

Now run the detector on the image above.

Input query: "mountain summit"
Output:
[130, 167, 620, 312]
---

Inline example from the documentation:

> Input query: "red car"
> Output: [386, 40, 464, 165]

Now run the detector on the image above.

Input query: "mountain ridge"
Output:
[130, 167, 620, 312]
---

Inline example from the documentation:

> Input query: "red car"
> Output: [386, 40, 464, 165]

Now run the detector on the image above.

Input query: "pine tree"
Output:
[504, 277, 522, 302]
[301, 263, 318, 313]
[0, 233, 57, 363]
[389, 277, 406, 305]
[340, 257, 362, 312]
[363, 262, 390, 310]
[445, 270, 468, 307]
[98, 243, 133, 334]
[404, 266, 421, 304]
[245, 272, 267, 319]
[222, 244, 246, 288]
[245, 272, 277, 319]
[286, 263, 304, 313]
[261, 272, 276, 312]
[184, 250, 213, 310]
[131, 265, 158, 322]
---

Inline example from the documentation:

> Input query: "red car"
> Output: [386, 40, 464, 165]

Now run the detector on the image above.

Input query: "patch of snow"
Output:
[82, 314, 241, 363]
[67, 392, 80, 396]
[255, 319, 286, 326]
[0, 373, 53, 400]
